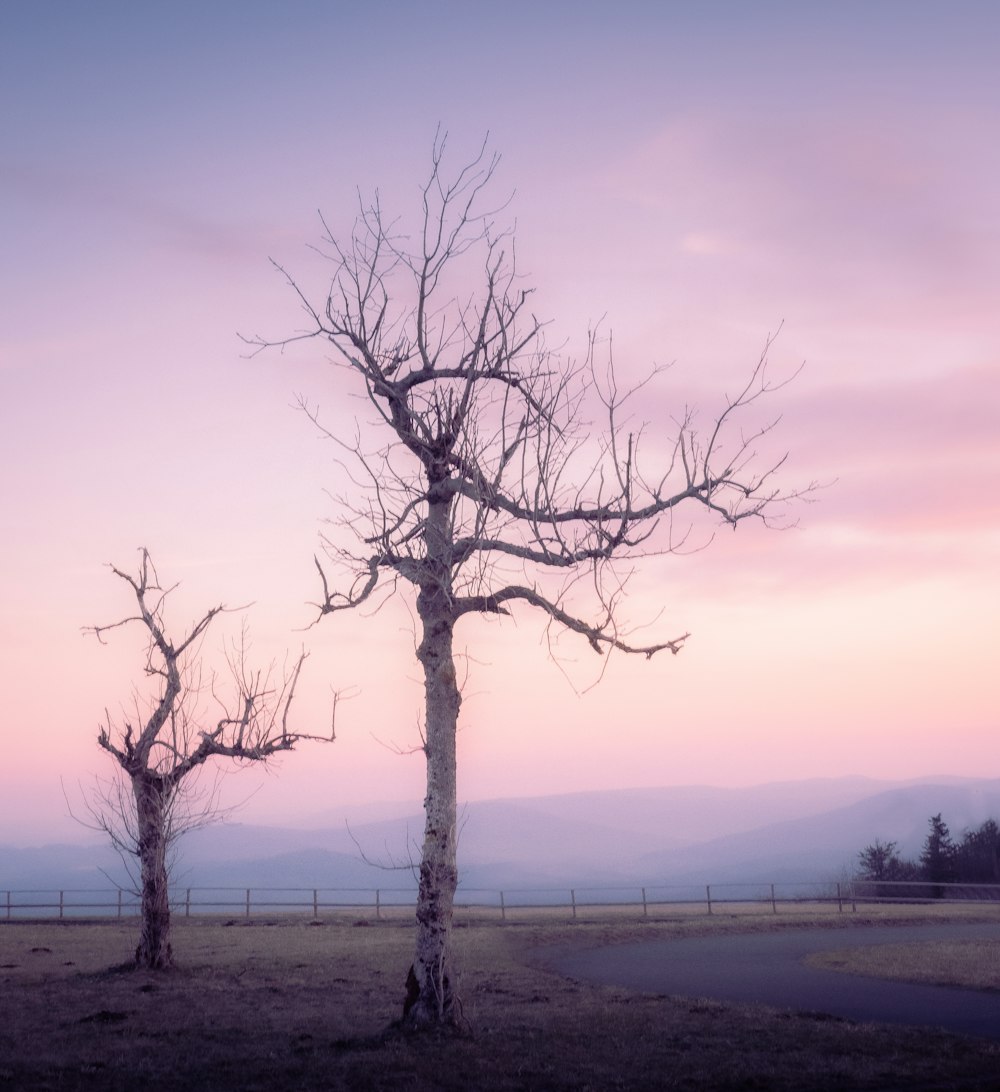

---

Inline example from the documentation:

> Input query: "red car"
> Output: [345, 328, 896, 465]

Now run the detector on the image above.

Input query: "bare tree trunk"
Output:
[403, 503, 462, 1026]
[133, 774, 173, 970]
[87, 551, 332, 973]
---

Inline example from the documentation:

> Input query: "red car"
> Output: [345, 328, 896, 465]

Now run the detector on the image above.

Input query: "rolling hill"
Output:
[3, 776, 999, 893]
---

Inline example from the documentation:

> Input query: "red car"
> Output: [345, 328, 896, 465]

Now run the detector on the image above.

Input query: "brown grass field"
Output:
[2, 905, 999, 1090]
[806, 935, 1000, 991]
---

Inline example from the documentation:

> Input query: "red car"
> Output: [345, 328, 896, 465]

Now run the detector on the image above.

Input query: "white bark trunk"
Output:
[403, 493, 462, 1027]
[133, 775, 173, 970]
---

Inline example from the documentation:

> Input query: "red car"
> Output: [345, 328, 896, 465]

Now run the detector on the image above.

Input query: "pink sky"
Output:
[1, 3, 998, 843]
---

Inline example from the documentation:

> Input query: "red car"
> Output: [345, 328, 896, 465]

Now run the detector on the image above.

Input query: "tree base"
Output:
[134, 942, 173, 971]
[398, 964, 465, 1032]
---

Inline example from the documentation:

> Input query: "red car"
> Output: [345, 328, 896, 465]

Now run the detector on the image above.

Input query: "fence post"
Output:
[0, 879, 895, 924]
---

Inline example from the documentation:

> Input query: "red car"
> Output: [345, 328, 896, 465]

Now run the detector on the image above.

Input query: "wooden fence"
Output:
[4, 880, 999, 923]
[1, 881, 860, 921]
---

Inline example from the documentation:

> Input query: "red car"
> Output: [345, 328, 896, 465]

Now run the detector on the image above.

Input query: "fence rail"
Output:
[850, 878, 1000, 903]
[4, 880, 999, 923]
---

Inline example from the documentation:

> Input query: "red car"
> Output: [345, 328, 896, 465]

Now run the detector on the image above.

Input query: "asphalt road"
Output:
[548, 922, 1000, 1040]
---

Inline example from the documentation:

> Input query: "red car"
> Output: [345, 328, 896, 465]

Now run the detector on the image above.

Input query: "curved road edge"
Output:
[540, 922, 1000, 1040]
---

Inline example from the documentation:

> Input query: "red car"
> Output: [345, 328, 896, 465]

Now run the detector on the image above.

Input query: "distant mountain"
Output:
[637, 779, 1000, 885]
[0, 841, 129, 892]
[3, 777, 999, 894]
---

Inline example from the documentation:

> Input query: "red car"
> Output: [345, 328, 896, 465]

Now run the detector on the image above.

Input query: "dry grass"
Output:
[807, 938, 1000, 991]
[2, 909, 999, 1090]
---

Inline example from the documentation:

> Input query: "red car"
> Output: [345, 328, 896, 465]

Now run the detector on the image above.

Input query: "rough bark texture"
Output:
[133, 775, 172, 970]
[403, 500, 462, 1026]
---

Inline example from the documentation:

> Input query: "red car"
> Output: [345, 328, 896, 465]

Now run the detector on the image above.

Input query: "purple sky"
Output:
[1, 2, 998, 842]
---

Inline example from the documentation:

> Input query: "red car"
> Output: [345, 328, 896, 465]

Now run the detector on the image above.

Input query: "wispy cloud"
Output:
[598, 106, 1000, 333]
[0, 160, 292, 267]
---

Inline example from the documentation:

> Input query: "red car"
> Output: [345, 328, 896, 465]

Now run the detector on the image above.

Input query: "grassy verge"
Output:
[2, 909, 999, 1090]
[807, 937, 1000, 991]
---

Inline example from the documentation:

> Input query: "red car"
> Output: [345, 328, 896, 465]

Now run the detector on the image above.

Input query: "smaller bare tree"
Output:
[85, 548, 333, 969]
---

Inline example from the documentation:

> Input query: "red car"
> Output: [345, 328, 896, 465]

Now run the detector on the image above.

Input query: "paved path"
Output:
[547, 922, 1000, 1040]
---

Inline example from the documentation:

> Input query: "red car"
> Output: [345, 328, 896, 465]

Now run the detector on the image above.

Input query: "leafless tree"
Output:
[250, 135, 814, 1027]
[85, 548, 334, 969]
